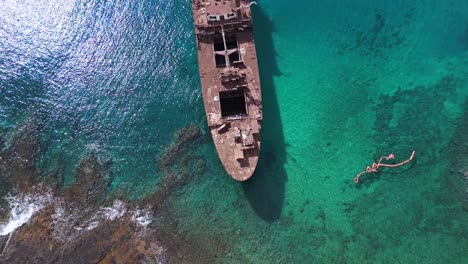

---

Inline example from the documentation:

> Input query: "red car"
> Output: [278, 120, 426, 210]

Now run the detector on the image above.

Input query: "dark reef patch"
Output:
[152, 124, 205, 205]
[61, 153, 113, 208]
[157, 124, 201, 167]
[142, 124, 225, 263]
[358, 75, 465, 185]
[344, 74, 468, 262]
[338, 9, 410, 55]
[0, 120, 42, 191]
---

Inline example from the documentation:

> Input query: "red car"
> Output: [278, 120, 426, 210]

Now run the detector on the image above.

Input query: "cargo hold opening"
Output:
[219, 87, 247, 117]
[213, 34, 240, 67]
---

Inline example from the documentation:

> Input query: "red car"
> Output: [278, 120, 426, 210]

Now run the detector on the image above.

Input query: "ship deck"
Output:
[192, 0, 262, 181]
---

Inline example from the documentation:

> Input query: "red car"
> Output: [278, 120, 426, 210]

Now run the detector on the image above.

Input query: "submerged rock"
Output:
[62, 153, 111, 208]
[147, 125, 206, 210]
[157, 124, 201, 167]
[145, 157, 206, 212]
[0, 121, 41, 191]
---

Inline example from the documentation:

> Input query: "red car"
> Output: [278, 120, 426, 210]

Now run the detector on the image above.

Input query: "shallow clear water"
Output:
[1, 0, 468, 262]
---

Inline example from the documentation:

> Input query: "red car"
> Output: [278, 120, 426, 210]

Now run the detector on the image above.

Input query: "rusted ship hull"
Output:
[192, 0, 262, 181]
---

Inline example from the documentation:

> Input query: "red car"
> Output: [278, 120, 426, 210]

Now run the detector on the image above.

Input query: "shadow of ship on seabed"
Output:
[242, 4, 287, 222]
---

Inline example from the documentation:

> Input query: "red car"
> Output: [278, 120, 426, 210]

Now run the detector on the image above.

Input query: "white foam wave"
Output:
[131, 208, 153, 227]
[51, 199, 153, 234]
[85, 221, 99, 230]
[101, 200, 127, 221]
[67, 200, 128, 231]
[0, 193, 53, 236]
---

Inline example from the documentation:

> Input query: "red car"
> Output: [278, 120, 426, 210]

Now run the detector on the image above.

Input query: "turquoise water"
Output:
[1, 0, 468, 262]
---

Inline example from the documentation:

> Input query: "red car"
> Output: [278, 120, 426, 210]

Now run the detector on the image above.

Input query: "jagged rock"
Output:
[0, 207, 163, 263]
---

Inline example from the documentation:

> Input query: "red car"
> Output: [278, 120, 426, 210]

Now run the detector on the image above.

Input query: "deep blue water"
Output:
[1, 0, 205, 195]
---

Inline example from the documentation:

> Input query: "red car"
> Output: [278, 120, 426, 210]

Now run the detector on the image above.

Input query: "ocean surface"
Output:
[1, 0, 467, 262]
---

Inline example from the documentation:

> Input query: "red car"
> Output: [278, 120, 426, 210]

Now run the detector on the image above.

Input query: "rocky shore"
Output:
[0, 122, 216, 263]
